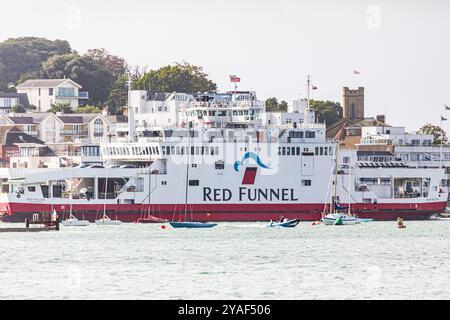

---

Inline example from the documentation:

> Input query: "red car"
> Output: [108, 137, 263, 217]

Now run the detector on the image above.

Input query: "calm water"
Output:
[0, 221, 449, 300]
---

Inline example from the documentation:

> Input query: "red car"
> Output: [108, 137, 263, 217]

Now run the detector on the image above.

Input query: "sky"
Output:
[1, 0, 449, 132]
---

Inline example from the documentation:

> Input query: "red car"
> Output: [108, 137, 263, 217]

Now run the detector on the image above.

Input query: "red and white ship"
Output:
[0, 85, 447, 222]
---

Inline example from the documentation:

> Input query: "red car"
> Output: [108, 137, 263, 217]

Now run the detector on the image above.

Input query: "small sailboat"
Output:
[322, 142, 361, 226]
[322, 213, 360, 225]
[136, 216, 169, 224]
[267, 218, 300, 228]
[95, 214, 122, 225]
[61, 211, 90, 227]
[169, 122, 217, 229]
[95, 167, 122, 225]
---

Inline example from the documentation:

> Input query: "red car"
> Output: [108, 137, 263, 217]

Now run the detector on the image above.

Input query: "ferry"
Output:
[0, 84, 447, 222]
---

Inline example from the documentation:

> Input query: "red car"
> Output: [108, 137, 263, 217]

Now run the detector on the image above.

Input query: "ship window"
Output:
[278, 147, 282, 156]
[320, 147, 323, 156]
[324, 148, 328, 156]
[162, 181, 167, 185]
[215, 161, 225, 170]
[302, 180, 312, 186]
[28, 186, 36, 192]
[189, 180, 200, 186]
[296, 147, 300, 155]
[315, 147, 319, 155]
[286, 147, 291, 156]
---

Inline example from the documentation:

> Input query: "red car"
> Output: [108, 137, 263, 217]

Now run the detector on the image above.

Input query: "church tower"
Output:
[343, 87, 364, 120]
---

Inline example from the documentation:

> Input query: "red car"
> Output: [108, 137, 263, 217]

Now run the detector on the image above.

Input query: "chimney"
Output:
[376, 114, 386, 124]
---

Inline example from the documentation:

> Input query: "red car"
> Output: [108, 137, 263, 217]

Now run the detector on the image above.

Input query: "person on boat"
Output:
[279, 215, 284, 223]
[397, 217, 404, 228]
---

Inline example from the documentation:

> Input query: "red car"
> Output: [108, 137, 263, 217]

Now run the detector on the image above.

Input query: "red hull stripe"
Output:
[0, 201, 445, 222]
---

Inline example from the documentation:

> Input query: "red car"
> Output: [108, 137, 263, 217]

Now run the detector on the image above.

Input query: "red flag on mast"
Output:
[229, 75, 241, 83]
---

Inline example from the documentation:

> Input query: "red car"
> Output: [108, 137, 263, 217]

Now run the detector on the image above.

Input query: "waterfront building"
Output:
[16, 79, 89, 112]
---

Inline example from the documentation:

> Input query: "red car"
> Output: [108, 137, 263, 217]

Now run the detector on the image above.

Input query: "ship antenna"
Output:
[127, 74, 136, 143]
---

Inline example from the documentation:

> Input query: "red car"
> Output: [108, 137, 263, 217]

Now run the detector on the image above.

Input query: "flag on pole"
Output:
[353, 70, 361, 75]
[441, 116, 447, 121]
[445, 104, 450, 110]
[229, 75, 241, 83]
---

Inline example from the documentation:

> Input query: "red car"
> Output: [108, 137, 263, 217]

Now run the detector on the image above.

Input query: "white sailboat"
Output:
[61, 169, 90, 227]
[322, 142, 360, 226]
[95, 166, 122, 225]
[61, 210, 90, 227]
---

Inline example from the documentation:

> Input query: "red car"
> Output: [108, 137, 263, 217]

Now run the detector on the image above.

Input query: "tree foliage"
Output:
[265, 97, 288, 112]
[76, 105, 102, 114]
[418, 123, 448, 145]
[134, 62, 217, 93]
[11, 104, 26, 113]
[40, 53, 116, 106]
[106, 75, 129, 115]
[86, 48, 128, 77]
[0, 37, 71, 90]
[309, 100, 342, 126]
[50, 102, 73, 114]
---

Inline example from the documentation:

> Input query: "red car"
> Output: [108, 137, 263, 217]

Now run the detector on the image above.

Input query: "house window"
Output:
[94, 119, 103, 138]
[189, 180, 199, 186]
[49, 88, 53, 96]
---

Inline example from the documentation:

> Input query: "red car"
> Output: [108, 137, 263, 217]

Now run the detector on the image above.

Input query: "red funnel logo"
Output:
[242, 167, 257, 185]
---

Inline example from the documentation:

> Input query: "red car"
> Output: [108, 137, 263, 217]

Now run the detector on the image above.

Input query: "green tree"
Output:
[309, 100, 343, 126]
[86, 48, 128, 77]
[106, 75, 128, 115]
[76, 105, 102, 114]
[418, 124, 448, 145]
[134, 62, 216, 93]
[265, 97, 279, 112]
[265, 98, 288, 112]
[11, 104, 26, 113]
[0, 37, 71, 89]
[279, 100, 288, 112]
[40, 53, 116, 106]
[50, 102, 73, 114]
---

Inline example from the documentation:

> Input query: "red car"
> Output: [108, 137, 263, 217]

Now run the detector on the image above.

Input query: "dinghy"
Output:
[169, 221, 217, 229]
[358, 218, 374, 223]
[267, 218, 300, 228]
[430, 213, 450, 221]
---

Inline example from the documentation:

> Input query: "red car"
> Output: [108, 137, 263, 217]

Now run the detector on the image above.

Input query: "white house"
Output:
[16, 79, 89, 112]
[0, 93, 30, 114]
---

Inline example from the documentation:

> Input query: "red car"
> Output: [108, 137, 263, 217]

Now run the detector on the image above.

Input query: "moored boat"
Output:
[267, 218, 300, 228]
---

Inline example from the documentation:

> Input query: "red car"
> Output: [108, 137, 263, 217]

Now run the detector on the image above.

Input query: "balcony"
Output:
[61, 129, 88, 136]
[56, 91, 89, 99]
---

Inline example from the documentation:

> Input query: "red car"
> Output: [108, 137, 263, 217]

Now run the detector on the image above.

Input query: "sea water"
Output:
[0, 221, 449, 299]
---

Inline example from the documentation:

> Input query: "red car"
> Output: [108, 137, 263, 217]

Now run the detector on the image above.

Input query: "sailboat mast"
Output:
[184, 122, 192, 220]
[148, 150, 152, 218]
[333, 140, 339, 213]
[103, 167, 108, 218]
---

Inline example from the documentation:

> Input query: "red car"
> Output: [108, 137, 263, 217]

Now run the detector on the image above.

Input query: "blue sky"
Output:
[1, 0, 449, 131]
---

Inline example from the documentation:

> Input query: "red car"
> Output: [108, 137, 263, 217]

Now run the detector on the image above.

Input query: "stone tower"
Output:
[343, 87, 364, 120]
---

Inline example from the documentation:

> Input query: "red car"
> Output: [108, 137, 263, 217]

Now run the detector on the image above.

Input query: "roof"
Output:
[57, 116, 84, 124]
[8, 117, 34, 124]
[105, 115, 128, 123]
[326, 117, 391, 140]
[0, 92, 30, 108]
[16, 79, 82, 89]
[148, 92, 171, 101]
[0, 126, 45, 146]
